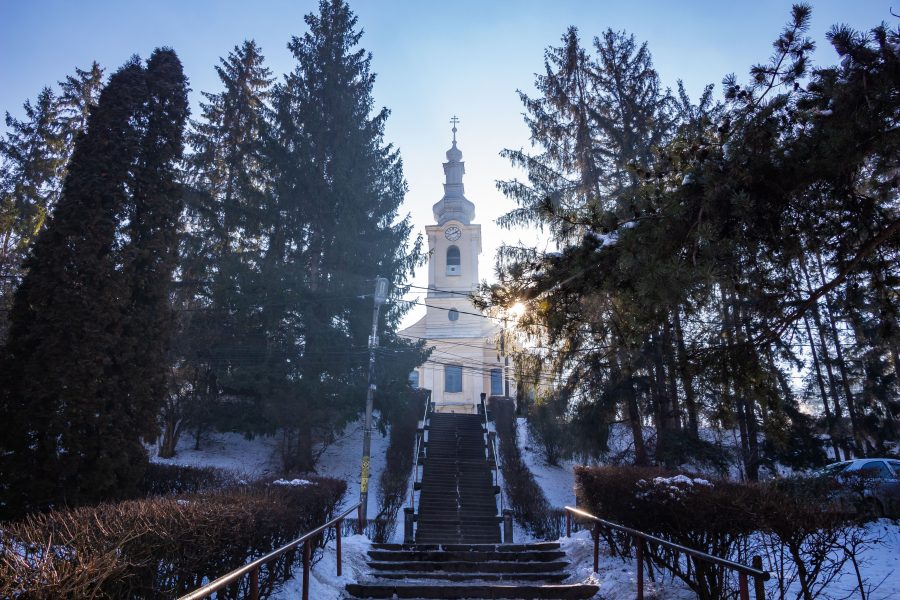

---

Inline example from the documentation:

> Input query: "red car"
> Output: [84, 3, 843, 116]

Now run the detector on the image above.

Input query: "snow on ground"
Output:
[271, 534, 370, 600]
[149, 431, 280, 478]
[559, 521, 900, 600]
[562, 529, 694, 599]
[147, 414, 393, 521]
[314, 414, 391, 520]
[516, 417, 578, 508]
[811, 519, 900, 600]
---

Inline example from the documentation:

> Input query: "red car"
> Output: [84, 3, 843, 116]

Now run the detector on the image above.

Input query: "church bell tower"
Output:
[399, 118, 505, 413]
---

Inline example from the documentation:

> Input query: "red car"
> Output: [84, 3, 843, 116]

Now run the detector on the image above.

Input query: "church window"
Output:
[408, 370, 419, 389]
[448, 308, 459, 321]
[446, 245, 461, 275]
[445, 364, 462, 393]
[490, 369, 503, 396]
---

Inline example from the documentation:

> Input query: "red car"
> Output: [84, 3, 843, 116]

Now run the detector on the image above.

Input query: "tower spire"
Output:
[432, 116, 475, 225]
[450, 115, 460, 144]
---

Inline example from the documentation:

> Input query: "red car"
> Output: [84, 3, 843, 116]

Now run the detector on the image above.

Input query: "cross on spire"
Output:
[450, 115, 460, 143]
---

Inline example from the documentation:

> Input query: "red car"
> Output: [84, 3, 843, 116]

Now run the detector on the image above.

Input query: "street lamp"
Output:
[360, 276, 389, 527]
[500, 302, 525, 399]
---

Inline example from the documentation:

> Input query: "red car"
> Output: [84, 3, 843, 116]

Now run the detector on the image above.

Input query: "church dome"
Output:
[432, 125, 475, 225]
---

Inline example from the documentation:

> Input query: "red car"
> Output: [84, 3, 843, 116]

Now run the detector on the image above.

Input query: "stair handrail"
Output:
[179, 502, 362, 600]
[408, 390, 432, 512]
[564, 506, 770, 600]
[481, 394, 505, 514]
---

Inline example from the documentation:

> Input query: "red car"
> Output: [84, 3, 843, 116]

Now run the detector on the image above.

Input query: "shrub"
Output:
[575, 466, 870, 600]
[491, 397, 555, 539]
[0, 477, 345, 599]
[373, 390, 424, 542]
[138, 462, 236, 497]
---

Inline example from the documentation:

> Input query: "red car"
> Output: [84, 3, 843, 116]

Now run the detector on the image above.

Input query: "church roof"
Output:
[432, 120, 475, 225]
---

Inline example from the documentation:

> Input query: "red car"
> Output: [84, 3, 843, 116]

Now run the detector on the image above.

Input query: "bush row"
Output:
[490, 397, 556, 539]
[373, 390, 426, 542]
[575, 466, 873, 600]
[1, 477, 346, 599]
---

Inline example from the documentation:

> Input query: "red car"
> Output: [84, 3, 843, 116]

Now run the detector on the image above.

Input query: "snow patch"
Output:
[516, 417, 577, 509]
[271, 534, 371, 600]
[273, 478, 314, 487]
[149, 431, 279, 477]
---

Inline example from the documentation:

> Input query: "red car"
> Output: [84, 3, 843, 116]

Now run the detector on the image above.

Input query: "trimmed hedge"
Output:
[0, 477, 345, 599]
[490, 397, 555, 539]
[138, 462, 236, 497]
[575, 466, 865, 600]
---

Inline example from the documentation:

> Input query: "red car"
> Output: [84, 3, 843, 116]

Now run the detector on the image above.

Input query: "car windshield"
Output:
[814, 461, 851, 477]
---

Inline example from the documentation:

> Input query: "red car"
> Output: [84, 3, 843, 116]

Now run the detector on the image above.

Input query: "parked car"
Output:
[813, 458, 900, 518]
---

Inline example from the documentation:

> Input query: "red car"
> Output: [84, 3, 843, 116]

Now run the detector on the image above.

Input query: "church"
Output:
[399, 122, 513, 414]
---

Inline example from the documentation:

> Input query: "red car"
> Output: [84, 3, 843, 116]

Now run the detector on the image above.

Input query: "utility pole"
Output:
[360, 276, 389, 527]
[501, 317, 510, 398]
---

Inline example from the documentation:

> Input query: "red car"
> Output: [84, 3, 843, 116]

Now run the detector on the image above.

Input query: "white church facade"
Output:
[399, 124, 513, 414]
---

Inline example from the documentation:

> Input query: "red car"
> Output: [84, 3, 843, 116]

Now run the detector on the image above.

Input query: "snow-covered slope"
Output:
[148, 415, 392, 518]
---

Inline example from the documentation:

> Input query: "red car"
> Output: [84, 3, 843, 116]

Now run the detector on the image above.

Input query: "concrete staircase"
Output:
[415, 412, 501, 544]
[344, 542, 600, 599]
[344, 410, 599, 599]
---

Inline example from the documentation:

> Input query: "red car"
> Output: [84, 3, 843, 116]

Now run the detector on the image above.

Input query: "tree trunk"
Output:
[618, 348, 648, 466]
[814, 251, 862, 450]
[803, 312, 842, 460]
[673, 311, 699, 438]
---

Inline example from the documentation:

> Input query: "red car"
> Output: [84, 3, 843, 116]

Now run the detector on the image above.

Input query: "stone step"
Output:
[369, 571, 568, 583]
[344, 583, 600, 599]
[367, 561, 568, 574]
[370, 543, 562, 552]
[367, 550, 566, 562]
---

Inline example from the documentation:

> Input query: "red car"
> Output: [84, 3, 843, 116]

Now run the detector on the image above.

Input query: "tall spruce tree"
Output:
[0, 50, 188, 517]
[268, 0, 423, 470]
[164, 40, 276, 456]
[0, 89, 66, 330]
[1, 64, 103, 339]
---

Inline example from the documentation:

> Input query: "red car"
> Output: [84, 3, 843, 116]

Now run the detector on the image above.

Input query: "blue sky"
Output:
[0, 1, 893, 321]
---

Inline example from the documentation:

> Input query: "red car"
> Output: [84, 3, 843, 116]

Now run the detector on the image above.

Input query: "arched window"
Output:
[446, 245, 461, 275]
[448, 308, 459, 321]
[408, 370, 419, 389]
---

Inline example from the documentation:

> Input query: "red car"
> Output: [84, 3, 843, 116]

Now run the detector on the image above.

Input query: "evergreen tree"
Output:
[164, 40, 275, 455]
[57, 62, 105, 163]
[0, 89, 65, 333]
[0, 50, 189, 517]
[118, 49, 190, 459]
[268, 0, 423, 470]
[0, 64, 103, 339]
[490, 5, 898, 475]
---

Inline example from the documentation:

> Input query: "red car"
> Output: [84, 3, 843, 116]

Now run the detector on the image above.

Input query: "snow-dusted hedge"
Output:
[0, 476, 345, 599]
[490, 397, 555, 539]
[575, 466, 871, 600]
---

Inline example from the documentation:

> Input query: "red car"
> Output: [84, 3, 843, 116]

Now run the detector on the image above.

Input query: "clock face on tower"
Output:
[444, 226, 462, 241]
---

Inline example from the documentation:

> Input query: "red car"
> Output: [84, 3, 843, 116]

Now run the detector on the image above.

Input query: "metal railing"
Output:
[564, 506, 770, 600]
[407, 391, 432, 513]
[179, 502, 363, 600]
[480, 394, 505, 513]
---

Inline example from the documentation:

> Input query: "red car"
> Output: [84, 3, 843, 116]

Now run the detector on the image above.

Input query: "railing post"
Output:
[502, 509, 514, 543]
[592, 523, 600, 573]
[404, 507, 415, 543]
[336, 519, 343, 577]
[283, 548, 294, 580]
[636, 537, 644, 600]
[739, 573, 749, 600]
[752, 555, 765, 600]
[565, 510, 571, 538]
[302, 539, 311, 600]
[249, 567, 259, 600]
